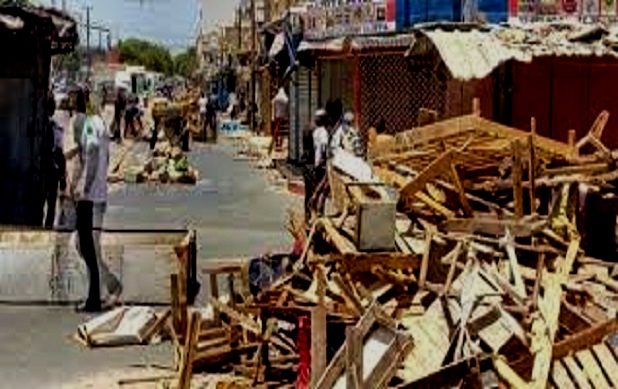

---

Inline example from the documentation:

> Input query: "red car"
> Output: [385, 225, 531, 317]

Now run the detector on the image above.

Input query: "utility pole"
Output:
[250, 0, 256, 133]
[86, 5, 92, 83]
[237, 6, 242, 53]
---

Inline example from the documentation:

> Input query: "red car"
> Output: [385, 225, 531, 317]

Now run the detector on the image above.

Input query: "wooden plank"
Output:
[177, 311, 201, 389]
[312, 305, 328, 387]
[512, 140, 524, 218]
[441, 216, 546, 238]
[563, 356, 592, 389]
[528, 121, 537, 214]
[553, 320, 618, 360]
[400, 149, 456, 207]
[418, 232, 432, 289]
[346, 326, 363, 389]
[552, 360, 576, 389]
[339, 252, 421, 274]
[449, 163, 474, 217]
[171, 274, 182, 336]
[365, 333, 413, 389]
[210, 273, 220, 326]
[592, 344, 618, 388]
[575, 349, 611, 389]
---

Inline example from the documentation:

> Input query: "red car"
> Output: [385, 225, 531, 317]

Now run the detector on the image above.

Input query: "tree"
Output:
[173, 47, 198, 79]
[118, 38, 174, 75]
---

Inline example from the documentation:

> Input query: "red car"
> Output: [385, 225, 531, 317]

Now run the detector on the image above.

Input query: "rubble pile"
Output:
[165, 107, 618, 388]
[87, 105, 618, 389]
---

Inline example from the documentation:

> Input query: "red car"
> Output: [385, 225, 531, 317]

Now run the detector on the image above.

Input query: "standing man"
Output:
[43, 92, 66, 229]
[301, 109, 328, 223]
[198, 92, 207, 140]
[71, 88, 122, 312]
[112, 89, 126, 142]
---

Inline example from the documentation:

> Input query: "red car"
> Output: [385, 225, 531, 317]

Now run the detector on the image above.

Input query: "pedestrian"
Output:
[198, 92, 207, 140]
[325, 99, 344, 158]
[71, 88, 122, 312]
[43, 92, 66, 229]
[124, 93, 138, 138]
[302, 109, 329, 223]
[206, 94, 217, 142]
[112, 89, 126, 142]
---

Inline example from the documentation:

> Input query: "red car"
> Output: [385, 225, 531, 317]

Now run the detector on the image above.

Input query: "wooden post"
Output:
[210, 273, 220, 325]
[472, 98, 481, 117]
[346, 326, 363, 389]
[529, 118, 537, 214]
[418, 232, 432, 289]
[312, 264, 328, 387]
[178, 311, 202, 389]
[512, 140, 524, 219]
[568, 129, 577, 158]
[171, 274, 181, 335]
[228, 273, 236, 310]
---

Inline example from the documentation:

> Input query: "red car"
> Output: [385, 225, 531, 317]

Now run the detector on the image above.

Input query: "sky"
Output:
[38, 0, 237, 51]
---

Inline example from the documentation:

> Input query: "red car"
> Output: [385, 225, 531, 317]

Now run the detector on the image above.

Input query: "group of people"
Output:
[43, 86, 122, 313]
[301, 98, 365, 223]
[112, 89, 143, 142]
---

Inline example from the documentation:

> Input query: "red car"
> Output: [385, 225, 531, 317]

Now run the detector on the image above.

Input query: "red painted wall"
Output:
[510, 56, 618, 148]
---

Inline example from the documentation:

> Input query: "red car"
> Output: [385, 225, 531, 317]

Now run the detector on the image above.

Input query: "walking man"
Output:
[71, 88, 122, 312]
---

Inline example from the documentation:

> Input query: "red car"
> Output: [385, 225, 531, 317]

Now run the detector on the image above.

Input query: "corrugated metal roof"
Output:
[411, 29, 529, 81]
[408, 24, 618, 81]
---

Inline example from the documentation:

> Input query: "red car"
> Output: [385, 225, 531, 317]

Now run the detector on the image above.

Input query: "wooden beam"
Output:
[177, 311, 201, 389]
[512, 140, 524, 218]
[210, 273, 220, 326]
[441, 216, 546, 237]
[338, 252, 421, 274]
[418, 232, 433, 289]
[400, 149, 456, 208]
[528, 119, 537, 214]
[553, 319, 618, 360]
[449, 163, 474, 217]
[346, 326, 363, 389]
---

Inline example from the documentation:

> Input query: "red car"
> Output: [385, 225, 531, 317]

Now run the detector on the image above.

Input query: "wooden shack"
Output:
[0, 7, 77, 225]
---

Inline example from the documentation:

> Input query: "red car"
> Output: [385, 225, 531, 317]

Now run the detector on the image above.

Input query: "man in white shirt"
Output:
[198, 93, 207, 139]
[71, 88, 121, 312]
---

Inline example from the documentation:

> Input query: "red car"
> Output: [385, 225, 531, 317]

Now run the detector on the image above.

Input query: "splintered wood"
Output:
[164, 108, 618, 388]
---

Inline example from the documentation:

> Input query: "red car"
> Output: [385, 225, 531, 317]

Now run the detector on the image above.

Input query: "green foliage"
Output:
[118, 38, 174, 75]
[173, 47, 198, 79]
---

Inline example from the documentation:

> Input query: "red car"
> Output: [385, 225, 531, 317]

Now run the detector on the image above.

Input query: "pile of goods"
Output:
[137, 144, 198, 184]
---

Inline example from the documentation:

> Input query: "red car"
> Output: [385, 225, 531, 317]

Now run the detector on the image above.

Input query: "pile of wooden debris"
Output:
[122, 103, 618, 388]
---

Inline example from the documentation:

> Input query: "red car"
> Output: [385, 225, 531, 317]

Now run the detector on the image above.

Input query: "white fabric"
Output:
[331, 149, 373, 182]
[72, 114, 109, 204]
[198, 97, 207, 114]
[272, 88, 289, 120]
[329, 123, 344, 157]
[312, 126, 328, 167]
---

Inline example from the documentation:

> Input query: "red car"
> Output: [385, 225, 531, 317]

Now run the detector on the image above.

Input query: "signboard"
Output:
[304, 1, 396, 40]
[513, 0, 618, 21]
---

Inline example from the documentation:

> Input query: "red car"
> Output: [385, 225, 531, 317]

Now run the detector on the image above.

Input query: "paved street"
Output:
[0, 136, 300, 388]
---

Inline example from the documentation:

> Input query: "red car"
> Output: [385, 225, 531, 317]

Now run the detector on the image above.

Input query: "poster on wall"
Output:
[304, 0, 396, 40]
[601, 0, 617, 17]
[581, 0, 600, 19]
